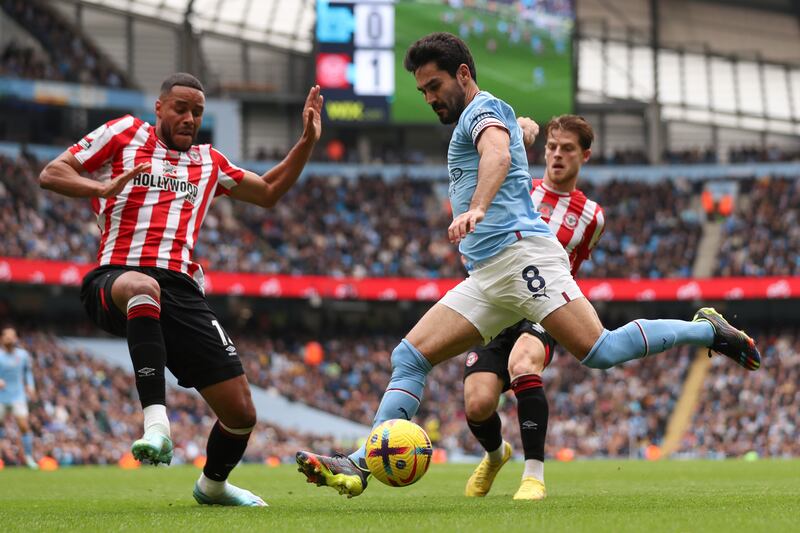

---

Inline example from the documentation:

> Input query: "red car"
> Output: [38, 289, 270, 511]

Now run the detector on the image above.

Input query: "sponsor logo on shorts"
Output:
[466, 351, 479, 367]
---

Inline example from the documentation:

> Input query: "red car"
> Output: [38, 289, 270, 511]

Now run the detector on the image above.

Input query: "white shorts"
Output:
[440, 235, 584, 344]
[0, 400, 29, 418]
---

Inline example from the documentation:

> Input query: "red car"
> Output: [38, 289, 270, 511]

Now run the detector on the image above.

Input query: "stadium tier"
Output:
[2, 326, 797, 468]
[2, 153, 799, 285]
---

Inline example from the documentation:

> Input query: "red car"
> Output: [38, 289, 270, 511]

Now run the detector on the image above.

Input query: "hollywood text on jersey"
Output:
[132, 171, 199, 204]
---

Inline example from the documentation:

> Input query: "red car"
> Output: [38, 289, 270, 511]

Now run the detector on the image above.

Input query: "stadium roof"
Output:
[77, 0, 316, 52]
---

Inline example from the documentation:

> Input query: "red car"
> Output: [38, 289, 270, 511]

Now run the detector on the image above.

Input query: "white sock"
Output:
[143, 404, 171, 438]
[197, 473, 227, 497]
[487, 441, 507, 464]
[523, 459, 544, 482]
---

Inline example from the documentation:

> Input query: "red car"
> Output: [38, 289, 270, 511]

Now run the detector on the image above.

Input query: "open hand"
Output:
[302, 85, 324, 143]
[97, 162, 150, 198]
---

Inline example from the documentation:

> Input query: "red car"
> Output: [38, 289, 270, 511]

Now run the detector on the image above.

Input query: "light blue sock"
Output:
[582, 319, 714, 370]
[349, 339, 432, 468]
[22, 432, 34, 456]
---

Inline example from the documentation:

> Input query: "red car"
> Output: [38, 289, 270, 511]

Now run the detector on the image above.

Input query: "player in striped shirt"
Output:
[39, 73, 323, 506]
[463, 115, 603, 501]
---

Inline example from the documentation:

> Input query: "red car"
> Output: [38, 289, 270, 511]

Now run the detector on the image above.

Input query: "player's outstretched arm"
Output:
[39, 152, 150, 198]
[517, 116, 539, 147]
[448, 127, 511, 244]
[229, 85, 323, 208]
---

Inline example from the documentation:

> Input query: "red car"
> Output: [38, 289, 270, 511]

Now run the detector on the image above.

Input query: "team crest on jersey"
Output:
[539, 203, 554, 218]
[162, 161, 178, 178]
[466, 351, 479, 367]
[564, 212, 579, 229]
[188, 147, 202, 164]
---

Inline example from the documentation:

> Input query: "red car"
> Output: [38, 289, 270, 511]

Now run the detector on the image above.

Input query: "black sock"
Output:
[126, 295, 167, 408]
[203, 421, 251, 482]
[466, 411, 503, 453]
[511, 374, 548, 461]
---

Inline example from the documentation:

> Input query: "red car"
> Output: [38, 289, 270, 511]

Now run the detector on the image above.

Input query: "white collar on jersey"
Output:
[539, 179, 575, 197]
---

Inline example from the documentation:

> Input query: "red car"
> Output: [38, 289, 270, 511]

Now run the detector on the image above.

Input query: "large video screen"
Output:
[316, 0, 574, 124]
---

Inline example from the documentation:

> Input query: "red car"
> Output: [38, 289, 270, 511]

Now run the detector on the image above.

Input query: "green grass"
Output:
[1, 460, 798, 532]
[393, 1, 573, 123]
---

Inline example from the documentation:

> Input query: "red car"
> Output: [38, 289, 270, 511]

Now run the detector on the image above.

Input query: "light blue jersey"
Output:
[0, 346, 34, 404]
[447, 91, 552, 267]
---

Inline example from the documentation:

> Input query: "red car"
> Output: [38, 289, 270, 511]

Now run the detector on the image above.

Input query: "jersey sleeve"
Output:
[463, 97, 509, 146]
[69, 115, 137, 173]
[212, 148, 246, 196]
[572, 205, 605, 276]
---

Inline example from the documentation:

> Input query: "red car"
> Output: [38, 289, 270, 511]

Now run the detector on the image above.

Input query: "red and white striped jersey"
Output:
[530, 178, 605, 276]
[69, 115, 246, 289]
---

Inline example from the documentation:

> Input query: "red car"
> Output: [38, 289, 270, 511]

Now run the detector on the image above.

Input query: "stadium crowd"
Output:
[236, 334, 694, 458]
[679, 330, 800, 458]
[0, 331, 342, 467]
[714, 177, 800, 277]
[578, 179, 702, 278]
[2, 154, 716, 279]
[0, 0, 128, 87]
[4, 325, 796, 467]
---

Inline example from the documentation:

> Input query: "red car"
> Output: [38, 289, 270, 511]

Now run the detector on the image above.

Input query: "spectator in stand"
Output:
[715, 177, 800, 277]
[0, 0, 128, 87]
[679, 330, 800, 458]
[0, 330, 344, 466]
[1, 153, 712, 280]
[728, 145, 800, 164]
[580, 179, 703, 279]
[1, 326, 796, 465]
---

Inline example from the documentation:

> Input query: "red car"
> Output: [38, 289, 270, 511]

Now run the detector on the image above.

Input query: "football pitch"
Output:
[1, 461, 798, 532]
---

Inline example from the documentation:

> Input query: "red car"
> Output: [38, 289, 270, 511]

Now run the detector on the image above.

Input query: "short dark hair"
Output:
[160, 72, 204, 96]
[403, 32, 477, 81]
[545, 115, 594, 150]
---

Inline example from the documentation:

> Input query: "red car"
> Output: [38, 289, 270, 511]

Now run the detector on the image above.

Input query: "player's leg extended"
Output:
[194, 375, 266, 507]
[111, 272, 173, 464]
[297, 302, 484, 497]
[463, 371, 510, 497]
[351, 303, 482, 462]
[507, 331, 550, 501]
[541, 298, 759, 370]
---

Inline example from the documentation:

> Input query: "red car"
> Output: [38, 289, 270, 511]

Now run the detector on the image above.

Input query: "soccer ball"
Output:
[365, 419, 433, 487]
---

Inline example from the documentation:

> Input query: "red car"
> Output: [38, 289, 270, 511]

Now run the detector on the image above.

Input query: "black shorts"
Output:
[80, 265, 245, 390]
[463, 319, 556, 392]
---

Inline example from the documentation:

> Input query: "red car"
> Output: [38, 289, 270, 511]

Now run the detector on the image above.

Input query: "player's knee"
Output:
[119, 274, 160, 302]
[508, 336, 546, 377]
[221, 398, 257, 429]
[464, 393, 497, 422]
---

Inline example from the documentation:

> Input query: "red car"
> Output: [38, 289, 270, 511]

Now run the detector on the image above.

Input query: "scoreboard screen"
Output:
[316, 0, 396, 122]
[316, 0, 575, 124]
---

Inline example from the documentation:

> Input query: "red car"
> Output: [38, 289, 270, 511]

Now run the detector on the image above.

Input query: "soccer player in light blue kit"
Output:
[296, 32, 760, 497]
[0, 327, 38, 469]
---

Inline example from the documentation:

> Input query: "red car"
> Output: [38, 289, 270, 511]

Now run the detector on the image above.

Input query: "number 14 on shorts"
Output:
[211, 320, 238, 355]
